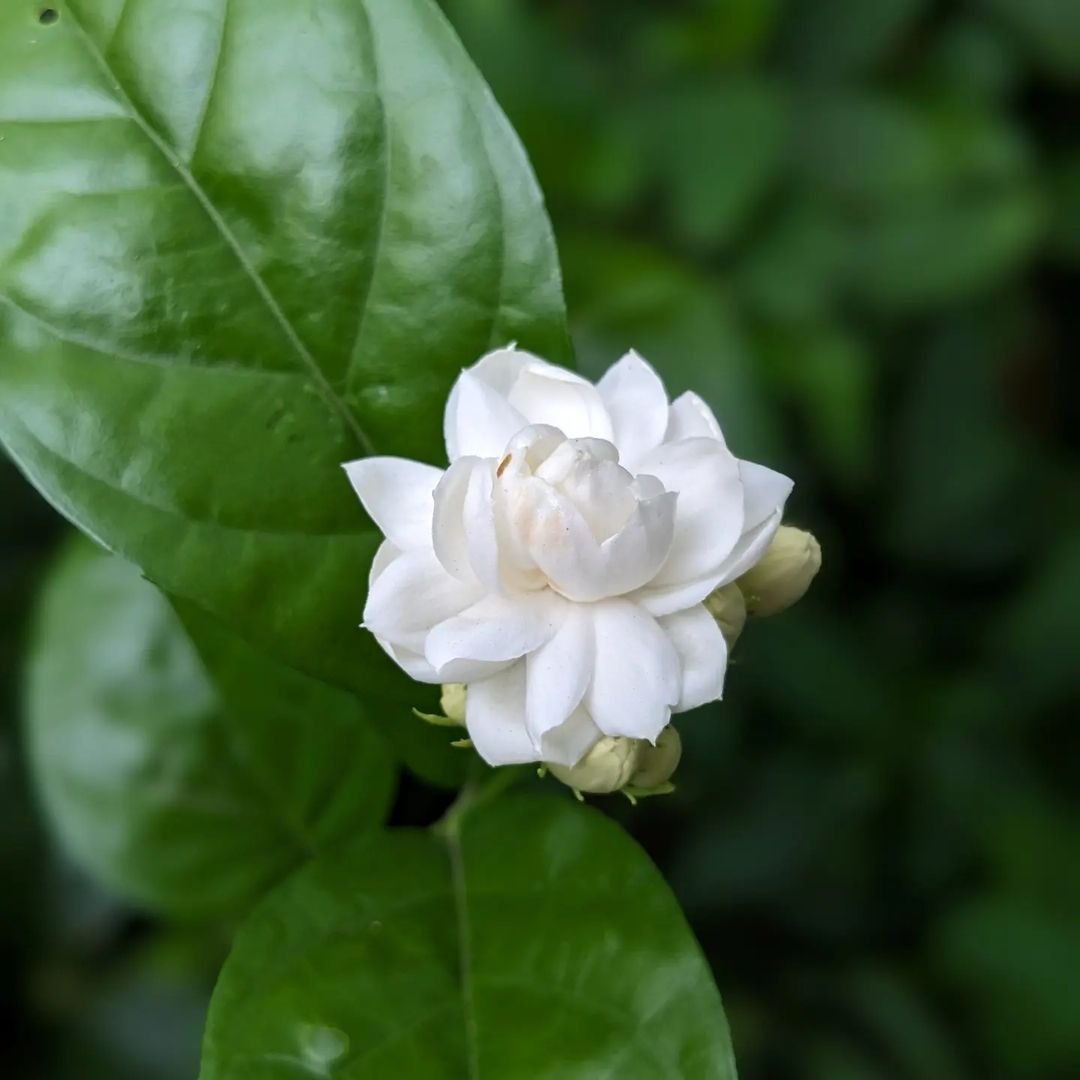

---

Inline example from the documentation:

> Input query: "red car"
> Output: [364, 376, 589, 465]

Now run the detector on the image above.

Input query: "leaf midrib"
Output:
[443, 820, 481, 1080]
[62, 1, 377, 457]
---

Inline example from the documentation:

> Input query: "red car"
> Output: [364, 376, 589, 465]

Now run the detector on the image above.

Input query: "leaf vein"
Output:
[0, 290, 310, 381]
[62, 2, 377, 457]
[2, 412, 369, 541]
[346, 0, 391, 381]
[444, 822, 481, 1080]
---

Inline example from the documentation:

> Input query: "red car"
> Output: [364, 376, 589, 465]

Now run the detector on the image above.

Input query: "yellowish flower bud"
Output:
[548, 736, 643, 794]
[703, 583, 747, 646]
[629, 725, 682, 791]
[440, 683, 467, 725]
[738, 525, 821, 617]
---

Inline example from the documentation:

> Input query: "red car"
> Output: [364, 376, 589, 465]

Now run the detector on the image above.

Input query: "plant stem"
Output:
[434, 765, 529, 837]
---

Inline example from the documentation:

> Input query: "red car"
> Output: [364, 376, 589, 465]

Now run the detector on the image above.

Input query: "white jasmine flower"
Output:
[345, 348, 793, 767]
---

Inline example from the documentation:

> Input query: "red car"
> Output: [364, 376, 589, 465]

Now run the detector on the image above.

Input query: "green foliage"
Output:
[440, 3, 1080, 1077]
[652, 79, 787, 248]
[977, 0, 1080, 80]
[0, 0, 569, 717]
[26, 537, 396, 920]
[201, 795, 734, 1079]
[2, 0, 1078, 1077]
[781, 0, 932, 77]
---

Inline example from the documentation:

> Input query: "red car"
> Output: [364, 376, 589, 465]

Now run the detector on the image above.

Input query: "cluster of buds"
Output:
[700, 525, 821, 646]
[417, 525, 821, 801]
[546, 726, 683, 803]
[545, 525, 820, 799]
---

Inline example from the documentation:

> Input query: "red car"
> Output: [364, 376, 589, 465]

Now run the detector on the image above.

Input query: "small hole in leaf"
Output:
[39, 7, 60, 24]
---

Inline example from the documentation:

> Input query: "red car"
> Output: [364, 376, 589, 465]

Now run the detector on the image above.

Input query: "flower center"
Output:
[490, 425, 676, 601]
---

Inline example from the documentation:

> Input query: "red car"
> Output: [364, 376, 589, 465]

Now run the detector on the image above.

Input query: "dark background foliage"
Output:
[3, 0, 1078, 1076]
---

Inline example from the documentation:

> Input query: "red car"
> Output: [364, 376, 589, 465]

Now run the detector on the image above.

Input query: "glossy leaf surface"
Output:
[0, 0, 569, 710]
[26, 538, 397, 919]
[201, 794, 734, 1079]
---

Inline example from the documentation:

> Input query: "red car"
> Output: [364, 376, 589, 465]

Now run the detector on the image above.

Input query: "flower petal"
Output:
[462, 460, 502, 591]
[465, 662, 539, 765]
[432, 459, 475, 584]
[586, 599, 680, 741]
[425, 591, 566, 677]
[665, 391, 726, 444]
[343, 457, 443, 550]
[444, 369, 528, 461]
[539, 706, 603, 768]
[739, 460, 793, 530]
[463, 346, 534, 395]
[369, 538, 400, 583]
[631, 462, 793, 610]
[507, 366, 613, 442]
[459, 346, 613, 442]
[632, 570, 728, 618]
[363, 547, 481, 654]
[598, 492, 678, 595]
[639, 437, 745, 587]
[597, 350, 669, 469]
[712, 508, 785, 587]
[432, 457, 501, 589]
[507, 476, 605, 601]
[525, 606, 594, 743]
[506, 477, 677, 602]
[658, 604, 728, 712]
[373, 635, 440, 684]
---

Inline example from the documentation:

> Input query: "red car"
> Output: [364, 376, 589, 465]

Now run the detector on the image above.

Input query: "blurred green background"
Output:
[3, 0, 1078, 1076]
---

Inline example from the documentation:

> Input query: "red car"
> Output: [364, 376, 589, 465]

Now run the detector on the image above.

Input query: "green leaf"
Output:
[201, 794, 734, 1079]
[792, 92, 1043, 308]
[888, 315, 1042, 569]
[656, 80, 787, 248]
[756, 324, 874, 492]
[934, 893, 1080, 1074]
[781, 0, 930, 76]
[51, 932, 214, 1080]
[977, 0, 1080, 81]
[991, 536, 1080, 710]
[846, 186, 1044, 309]
[26, 537, 397, 919]
[796, 93, 1030, 206]
[737, 195, 846, 324]
[0, 0, 569, 715]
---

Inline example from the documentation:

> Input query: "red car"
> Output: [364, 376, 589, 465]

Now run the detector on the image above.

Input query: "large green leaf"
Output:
[0, 0, 569, 709]
[26, 537, 397, 919]
[201, 794, 734, 1079]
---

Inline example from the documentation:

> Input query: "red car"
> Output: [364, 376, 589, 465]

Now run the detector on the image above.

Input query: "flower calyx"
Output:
[412, 683, 467, 729]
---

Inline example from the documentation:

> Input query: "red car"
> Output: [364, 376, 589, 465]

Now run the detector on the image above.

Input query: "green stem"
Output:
[434, 765, 529, 837]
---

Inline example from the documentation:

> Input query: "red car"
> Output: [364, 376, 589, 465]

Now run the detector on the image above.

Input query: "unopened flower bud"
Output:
[440, 683, 467, 724]
[548, 736, 643, 794]
[738, 525, 821, 617]
[629, 725, 682, 791]
[703, 583, 747, 646]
